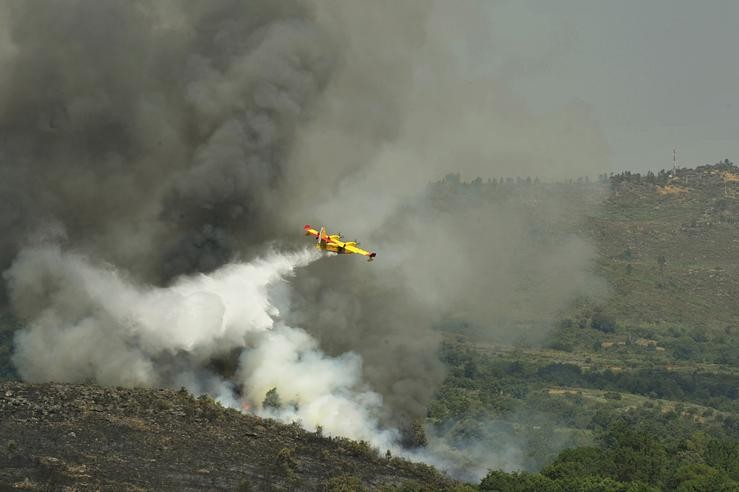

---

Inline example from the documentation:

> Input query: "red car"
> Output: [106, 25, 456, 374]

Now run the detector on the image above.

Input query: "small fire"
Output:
[241, 401, 252, 413]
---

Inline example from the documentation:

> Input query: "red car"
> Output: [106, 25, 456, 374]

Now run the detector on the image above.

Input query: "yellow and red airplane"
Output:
[304, 225, 376, 261]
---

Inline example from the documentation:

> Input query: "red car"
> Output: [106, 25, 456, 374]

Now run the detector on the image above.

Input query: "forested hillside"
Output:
[428, 162, 739, 490]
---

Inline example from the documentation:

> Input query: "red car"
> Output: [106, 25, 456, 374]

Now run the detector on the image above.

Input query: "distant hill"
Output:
[589, 161, 739, 329]
[426, 163, 739, 490]
[429, 162, 739, 332]
[0, 381, 459, 490]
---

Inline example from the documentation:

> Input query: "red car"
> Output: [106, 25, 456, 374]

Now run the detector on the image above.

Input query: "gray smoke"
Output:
[6, 244, 408, 451]
[0, 0, 447, 432]
[1, 0, 610, 480]
[278, 0, 609, 426]
[0, 0, 334, 281]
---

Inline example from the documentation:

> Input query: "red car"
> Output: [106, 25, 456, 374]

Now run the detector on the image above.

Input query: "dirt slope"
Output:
[0, 382, 456, 491]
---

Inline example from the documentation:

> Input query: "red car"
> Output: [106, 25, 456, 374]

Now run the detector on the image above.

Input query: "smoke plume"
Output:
[1, 0, 610, 480]
[7, 245, 402, 449]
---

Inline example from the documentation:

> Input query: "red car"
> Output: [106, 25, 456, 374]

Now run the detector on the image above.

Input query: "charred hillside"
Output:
[0, 382, 458, 491]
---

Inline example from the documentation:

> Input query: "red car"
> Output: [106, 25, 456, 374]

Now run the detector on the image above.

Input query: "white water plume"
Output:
[6, 244, 401, 452]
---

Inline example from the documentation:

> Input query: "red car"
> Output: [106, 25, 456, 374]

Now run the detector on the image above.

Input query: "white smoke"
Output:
[243, 325, 399, 448]
[6, 244, 400, 452]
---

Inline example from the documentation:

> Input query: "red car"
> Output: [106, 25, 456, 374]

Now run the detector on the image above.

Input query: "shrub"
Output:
[323, 474, 363, 492]
[263, 388, 282, 410]
[591, 311, 616, 333]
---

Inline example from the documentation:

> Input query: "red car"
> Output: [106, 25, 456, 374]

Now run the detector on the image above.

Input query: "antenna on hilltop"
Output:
[672, 148, 677, 177]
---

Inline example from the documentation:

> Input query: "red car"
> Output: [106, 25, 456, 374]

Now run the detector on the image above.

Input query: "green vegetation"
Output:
[2, 163, 739, 488]
[427, 162, 739, 488]
[592, 161, 739, 329]
[479, 426, 739, 491]
[323, 474, 363, 491]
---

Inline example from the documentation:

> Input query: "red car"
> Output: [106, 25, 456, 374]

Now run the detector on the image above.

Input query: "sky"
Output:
[446, 0, 739, 174]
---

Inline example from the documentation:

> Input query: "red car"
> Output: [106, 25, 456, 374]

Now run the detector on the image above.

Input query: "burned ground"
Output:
[0, 381, 457, 491]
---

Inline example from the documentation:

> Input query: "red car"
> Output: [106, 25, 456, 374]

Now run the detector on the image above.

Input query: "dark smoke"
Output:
[1, 1, 610, 473]
[0, 0, 446, 428]
[0, 0, 334, 282]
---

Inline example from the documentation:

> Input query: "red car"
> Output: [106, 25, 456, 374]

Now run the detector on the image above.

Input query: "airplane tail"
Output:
[368, 252, 376, 262]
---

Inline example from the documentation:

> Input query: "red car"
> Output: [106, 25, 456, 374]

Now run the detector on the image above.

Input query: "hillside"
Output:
[2, 163, 739, 489]
[0, 381, 458, 491]
[591, 161, 739, 328]
[425, 163, 739, 489]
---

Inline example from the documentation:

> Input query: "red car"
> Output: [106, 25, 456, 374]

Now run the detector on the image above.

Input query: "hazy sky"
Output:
[448, 0, 739, 173]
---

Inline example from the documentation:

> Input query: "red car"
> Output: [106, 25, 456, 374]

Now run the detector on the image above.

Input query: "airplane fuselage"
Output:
[317, 243, 353, 254]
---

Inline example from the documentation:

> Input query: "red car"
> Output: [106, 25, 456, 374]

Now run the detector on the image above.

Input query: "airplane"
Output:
[304, 225, 376, 261]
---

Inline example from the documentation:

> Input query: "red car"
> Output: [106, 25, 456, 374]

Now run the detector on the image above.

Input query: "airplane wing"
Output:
[305, 225, 337, 245]
[343, 243, 377, 260]
[304, 225, 319, 238]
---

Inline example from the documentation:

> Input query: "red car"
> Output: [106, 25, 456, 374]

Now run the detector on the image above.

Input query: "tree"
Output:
[542, 447, 614, 480]
[463, 360, 478, 379]
[671, 337, 698, 361]
[402, 419, 428, 448]
[479, 471, 558, 491]
[591, 310, 616, 334]
[263, 387, 282, 410]
[323, 475, 364, 492]
[671, 463, 736, 491]
[602, 423, 669, 486]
